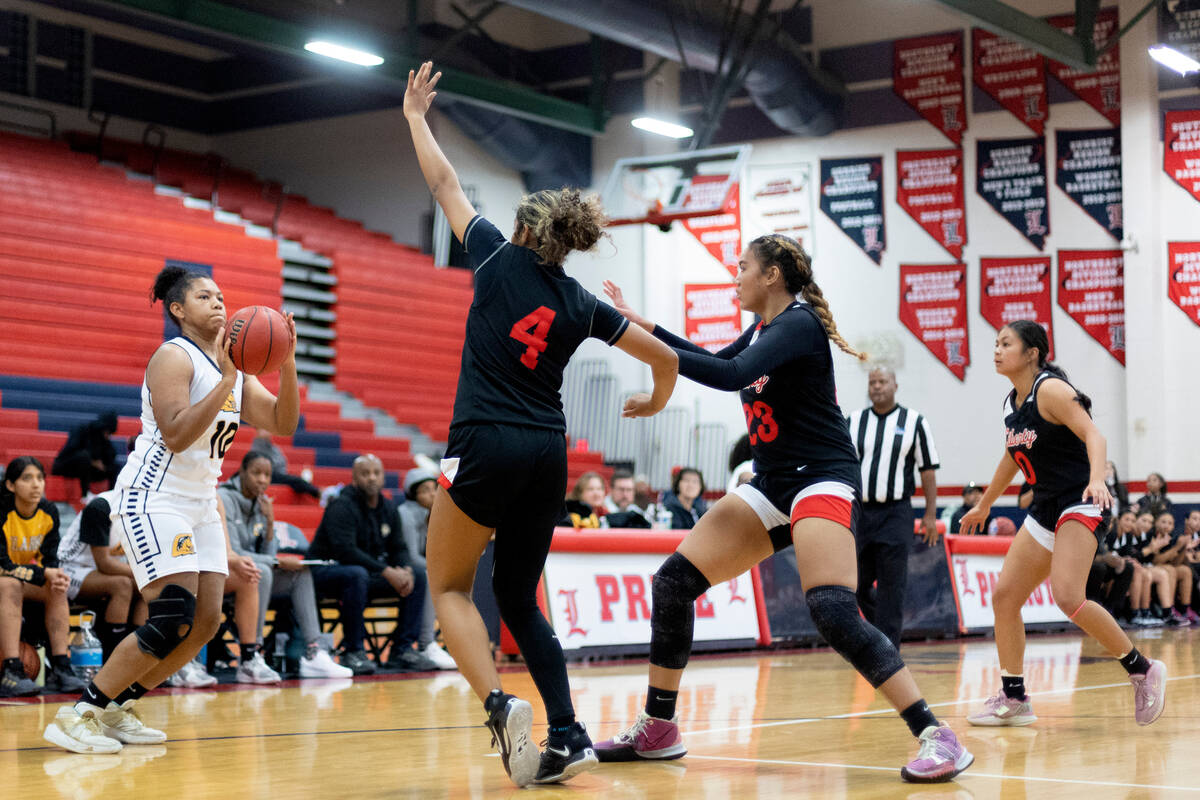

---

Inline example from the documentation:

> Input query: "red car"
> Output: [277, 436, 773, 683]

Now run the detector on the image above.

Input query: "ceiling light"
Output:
[631, 117, 694, 139]
[304, 40, 384, 67]
[1149, 44, 1200, 75]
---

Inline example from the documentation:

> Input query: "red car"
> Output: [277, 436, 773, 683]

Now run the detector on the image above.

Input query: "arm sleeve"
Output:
[671, 312, 824, 392]
[321, 501, 388, 573]
[915, 414, 940, 470]
[78, 500, 112, 547]
[588, 298, 631, 346]
[652, 322, 755, 360]
[385, 505, 412, 569]
[40, 504, 61, 571]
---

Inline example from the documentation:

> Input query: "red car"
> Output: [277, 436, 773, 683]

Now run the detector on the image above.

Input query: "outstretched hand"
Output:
[603, 280, 652, 331]
[404, 61, 442, 119]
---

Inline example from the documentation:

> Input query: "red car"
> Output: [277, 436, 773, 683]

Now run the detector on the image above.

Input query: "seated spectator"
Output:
[250, 429, 320, 499]
[1105, 461, 1130, 516]
[0, 457, 85, 695]
[560, 471, 605, 528]
[601, 469, 651, 529]
[1135, 472, 1172, 518]
[727, 434, 754, 493]
[1136, 511, 1184, 626]
[308, 455, 435, 672]
[51, 411, 119, 497]
[948, 482, 990, 534]
[1184, 511, 1200, 613]
[398, 467, 456, 670]
[1110, 510, 1157, 626]
[662, 467, 707, 530]
[633, 474, 658, 518]
[219, 452, 353, 680]
[1086, 534, 1134, 620]
[1147, 511, 1194, 626]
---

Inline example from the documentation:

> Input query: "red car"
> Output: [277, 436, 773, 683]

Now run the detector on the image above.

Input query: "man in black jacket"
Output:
[309, 455, 436, 672]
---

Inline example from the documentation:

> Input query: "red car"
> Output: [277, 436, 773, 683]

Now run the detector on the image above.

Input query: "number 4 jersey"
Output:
[452, 215, 629, 432]
[117, 336, 243, 499]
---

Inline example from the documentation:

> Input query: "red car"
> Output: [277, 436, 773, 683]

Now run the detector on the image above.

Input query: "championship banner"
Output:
[1055, 128, 1122, 241]
[682, 177, 741, 279]
[896, 149, 966, 260]
[1057, 249, 1125, 365]
[979, 256, 1054, 359]
[819, 157, 885, 264]
[1168, 242, 1200, 328]
[1046, 8, 1121, 126]
[972, 28, 1047, 135]
[899, 263, 970, 381]
[683, 284, 742, 353]
[893, 31, 967, 145]
[1158, 1, 1200, 72]
[1163, 110, 1200, 204]
[977, 137, 1049, 250]
[745, 163, 815, 256]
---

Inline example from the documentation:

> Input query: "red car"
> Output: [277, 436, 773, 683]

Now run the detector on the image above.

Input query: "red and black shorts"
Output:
[732, 472, 862, 553]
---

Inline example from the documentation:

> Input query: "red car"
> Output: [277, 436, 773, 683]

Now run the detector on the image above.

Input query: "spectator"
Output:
[661, 468, 707, 530]
[601, 469, 652, 529]
[1184, 511, 1200, 614]
[633, 474, 658, 518]
[51, 411, 120, 497]
[1136, 511, 1184, 626]
[561, 472, 605, 529]
[727, 434, 754, 492]
[949, 482, 990, 534]
[1086, 534, 1134, 621]
[219, 452, 353, 680]
[250, 429, 320, 499]
[1147, 511, 1195, 626]
[0, 457, 85, 695]
[1109, 510, 1157, 627]
[1105, 461, 1130, 516]
[308, 455, 435, 671]
[1135, 473, 1172, 519]
[398, 467, 456, 670]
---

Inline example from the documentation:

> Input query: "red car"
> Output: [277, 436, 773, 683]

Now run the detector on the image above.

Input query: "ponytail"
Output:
[1006, 319, 1092, 412]
[515, 188, 608, 266]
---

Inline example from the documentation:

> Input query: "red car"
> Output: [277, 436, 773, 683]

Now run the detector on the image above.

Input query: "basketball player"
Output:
[960, 321, 1166, 727]
[596, 234, 973, 783]
[404, 61, 679, 787]
[44, 265, 300, 753]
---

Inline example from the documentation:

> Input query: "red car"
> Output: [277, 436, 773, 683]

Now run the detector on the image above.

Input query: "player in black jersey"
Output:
[404, 62, 679, 788]
[960, 321, 1165, 727]
[595, 234, 973, 783]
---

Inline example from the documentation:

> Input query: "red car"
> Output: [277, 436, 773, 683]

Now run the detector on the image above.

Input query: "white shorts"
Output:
[59, 560, 95, 601]
[1024, 503, 1105, 553]
[113, 489, 228, 590]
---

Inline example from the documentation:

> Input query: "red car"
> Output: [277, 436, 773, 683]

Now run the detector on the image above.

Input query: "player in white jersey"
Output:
[45, 265, 300, 754]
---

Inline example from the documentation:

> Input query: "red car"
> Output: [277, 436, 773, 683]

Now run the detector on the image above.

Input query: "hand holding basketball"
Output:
[215, 324, 237, 382]
[224, 306, 295, 375]
[405, 61, 442, 119]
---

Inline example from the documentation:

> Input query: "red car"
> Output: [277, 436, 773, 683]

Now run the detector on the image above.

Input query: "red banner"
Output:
[896, 149, 966, 260]
[1045, 8, 1121, 126]
[683, 178, 741, 279]
[1057, 249, 1125, 365]
[683, 284, 742, 353]
[893, 32, 967, 145]
[899, 263, 970, 381]
[972, 28, 1047, 135]
[979, 256, 1054, 360]
[1164, 110, 1200, 204]
[1168, 242, 1200, 327]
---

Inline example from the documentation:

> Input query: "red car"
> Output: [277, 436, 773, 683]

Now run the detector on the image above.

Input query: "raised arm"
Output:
[147, 332, 237, 453]
[603, 279, 752, 360]
[404, 61, 476, 242]
[240, 313, 300, 436]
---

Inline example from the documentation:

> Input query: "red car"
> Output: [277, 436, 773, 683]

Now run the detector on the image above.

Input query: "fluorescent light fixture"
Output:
[631, 116, 694, 139]
[1149, 44, 1200, 75]
[304, 40, 384, 67]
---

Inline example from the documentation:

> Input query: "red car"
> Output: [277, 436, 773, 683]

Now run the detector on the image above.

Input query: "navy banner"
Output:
[976, 137, 1049, 250]
[819, 157, 886, 264]
[1055, 128, 1122, 241]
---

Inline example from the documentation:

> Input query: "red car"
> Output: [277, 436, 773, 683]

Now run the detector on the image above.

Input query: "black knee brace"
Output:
[649, 552, 711, 670]
[805, 585, 904, 688]
[135, 583, 196, 659]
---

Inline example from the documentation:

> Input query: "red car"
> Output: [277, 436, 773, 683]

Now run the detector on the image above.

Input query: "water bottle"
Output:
[655, 506, 674, 530]
[69, 610, 103, 680]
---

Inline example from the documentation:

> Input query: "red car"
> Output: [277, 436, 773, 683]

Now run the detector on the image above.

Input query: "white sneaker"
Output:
[299, 647, 354, 679]
[422, 641, 457, 670]
[43, 706, 123, 754]
[236, 652, 281, 684]
[100, 700, 167, 744]
[171, 660, 218, 689]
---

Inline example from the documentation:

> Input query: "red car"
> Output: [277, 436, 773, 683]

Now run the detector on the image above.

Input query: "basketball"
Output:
[224, 306, 293, 375]
[989, 517, 1017, 537]
[19, 641, 41, 680]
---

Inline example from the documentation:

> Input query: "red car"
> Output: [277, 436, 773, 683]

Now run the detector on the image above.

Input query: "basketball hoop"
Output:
[601, 145, 751, 228]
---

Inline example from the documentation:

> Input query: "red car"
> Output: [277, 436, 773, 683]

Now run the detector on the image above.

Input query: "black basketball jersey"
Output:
[1003, 372, 1091, 513]
[451, 216, 629, 432]
[653, 301, 860, 486]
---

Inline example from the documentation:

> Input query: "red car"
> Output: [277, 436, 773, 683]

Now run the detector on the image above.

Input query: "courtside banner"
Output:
[1057, 249, 1125, 365]
[682, 177, 741, 279]
[896, 149, 966, 260]
[893, 31, 967, 145]
[683, 283, 742, 353]
[1163, 110, 1200, 204]
[1168, 242, 1200, 328]
[819, 156, 885, 264]
[972, 28, 1047, 136]
[948, 552, 1068, 630]
[1055, 128, 1122, 241]
[1045, 8, 1121, 126]
[980, 257, 1054, 359]
[542, 552, 759, 651]
[977, 137, 1049, 250]
[899, 263, 970, 381]
[746, 163, 815, 256]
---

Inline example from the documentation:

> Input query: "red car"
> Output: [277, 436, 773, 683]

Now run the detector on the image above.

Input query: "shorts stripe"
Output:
[1057, 503, 1103, 534]
[790, 482, 856, 529]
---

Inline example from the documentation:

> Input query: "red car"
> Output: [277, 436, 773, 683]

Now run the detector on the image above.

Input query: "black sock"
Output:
[1001, 674, 1026, 700]
[240, 643, 259, 662]
[1119, 647, 1152, 676]
[484, 688, 508, 716]
[50, 653, 72, 672]
[77, 682, 112, 710]
[899, 699, 939, 737]
[644, 686, 679, 720]
[2, 657, 23, 676]
[114, 682, 148, 705]
[547, 717, 576, 745]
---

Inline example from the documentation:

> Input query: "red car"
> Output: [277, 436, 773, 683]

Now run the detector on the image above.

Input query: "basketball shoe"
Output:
[43, 706, 123, 754]
[966, 693, 1037, 726]
[594, 712, 687, 761]
[483, 690, 539, 787]
[1130, 659, 1167, 726]
[901, 725, 974, 783]
[100, 700, 167, 744]
[533, 722, 599, 784]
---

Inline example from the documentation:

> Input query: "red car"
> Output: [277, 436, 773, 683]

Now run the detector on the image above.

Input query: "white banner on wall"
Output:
[542, 552, 760, 651]
[745, 163, 816, 256]
[949, 552, 1068, 629]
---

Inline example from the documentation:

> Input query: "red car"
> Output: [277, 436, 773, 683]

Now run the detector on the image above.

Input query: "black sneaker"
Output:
[534, 722, 599, 784]
[44, 664, 87, 694]
[484, 690, 538, 788]
[341, 650, 377, 676]
[385, 648, 437, 672]
[0, 661, 39, 697]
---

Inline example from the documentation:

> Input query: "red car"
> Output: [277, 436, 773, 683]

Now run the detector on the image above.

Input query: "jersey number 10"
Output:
[209, 421, 239, 459]
[510, 306, 557, 369]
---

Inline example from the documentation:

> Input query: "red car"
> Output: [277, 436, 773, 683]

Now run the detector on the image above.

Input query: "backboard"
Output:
[601, 145, 751, 228]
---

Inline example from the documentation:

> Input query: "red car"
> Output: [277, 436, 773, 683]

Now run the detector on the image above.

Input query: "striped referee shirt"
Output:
[847, 405, 939, 504]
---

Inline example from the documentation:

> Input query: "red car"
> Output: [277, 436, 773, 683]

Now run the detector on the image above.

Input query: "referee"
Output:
[847, 367, 940, 649]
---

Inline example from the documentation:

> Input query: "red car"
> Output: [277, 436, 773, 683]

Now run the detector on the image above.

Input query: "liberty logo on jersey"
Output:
[557, 589, 587, 638]
[747, 375, 770, 394]
[171, 534, 195, 557]
[1005, 428, 1037, 449]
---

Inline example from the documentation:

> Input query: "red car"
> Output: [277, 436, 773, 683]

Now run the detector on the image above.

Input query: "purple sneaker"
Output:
[966, 693, 1037, 726]
[1131, 659, 1167, 726]
[1187, 608, 1200, 625]
[901, 725, 974, 783]
[594, 712, 687, 762]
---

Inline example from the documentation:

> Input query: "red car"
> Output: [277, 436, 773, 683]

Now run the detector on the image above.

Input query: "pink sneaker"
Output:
[966, 693, 1037, 726]
[1131, 659, 1167, 726]
[901, 725, 974, 783]
[1187, 608, 1200, 625]
[594, 712, 687, 762]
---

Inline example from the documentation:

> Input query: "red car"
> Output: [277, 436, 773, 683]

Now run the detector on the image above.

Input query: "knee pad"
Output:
[805, 585, 904, 688]
[135, 583, 197, 659]
[649, 552, 711, 670]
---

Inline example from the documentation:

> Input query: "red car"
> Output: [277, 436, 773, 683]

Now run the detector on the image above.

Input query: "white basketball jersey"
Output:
[58, 490, 119, 570]
[117, 336, 244, 499]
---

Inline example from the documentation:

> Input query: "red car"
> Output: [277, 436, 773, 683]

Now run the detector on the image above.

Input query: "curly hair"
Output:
[515, 187, 607, 266]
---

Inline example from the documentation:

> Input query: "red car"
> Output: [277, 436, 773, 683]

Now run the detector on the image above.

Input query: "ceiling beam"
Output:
[932, 0, 1096, 70]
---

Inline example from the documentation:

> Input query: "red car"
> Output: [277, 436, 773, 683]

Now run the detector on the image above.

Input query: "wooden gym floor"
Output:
[3, 629, 1198, 799]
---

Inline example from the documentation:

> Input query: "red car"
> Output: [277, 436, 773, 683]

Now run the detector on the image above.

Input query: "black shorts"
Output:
[439, 423, 568, 530]
[731, 471, 862, 553]
[1025, 491, 1110, 551]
